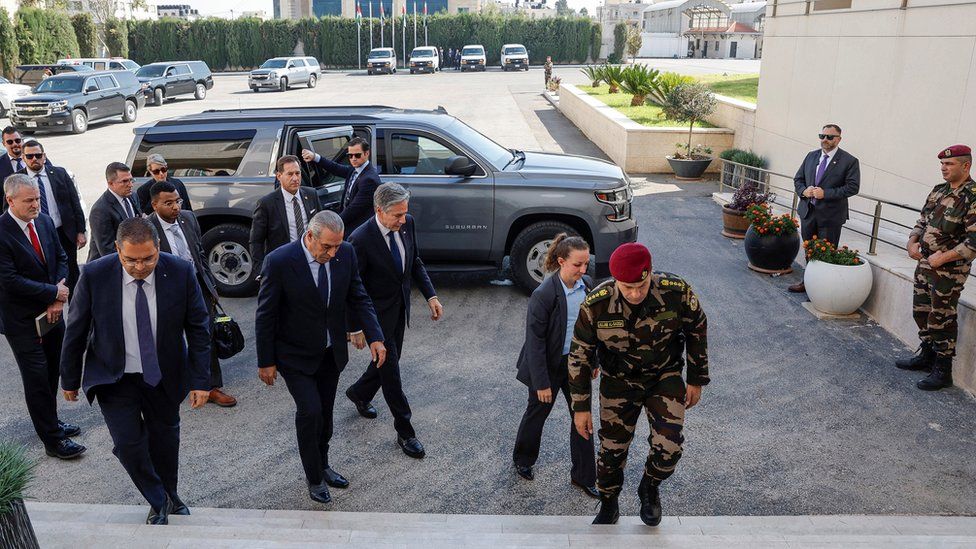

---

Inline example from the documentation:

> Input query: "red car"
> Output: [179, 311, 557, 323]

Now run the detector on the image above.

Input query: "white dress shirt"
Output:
[158, 216, 194, 264]
[122, 270, 157, 374]
[282, 187, 307, 242]
[27, 168, 62, 228]
[10, 213, 42, 256]
[375, 215, 406, 272]
[110, 189, 137, 218]
[302, 239, 332, 348]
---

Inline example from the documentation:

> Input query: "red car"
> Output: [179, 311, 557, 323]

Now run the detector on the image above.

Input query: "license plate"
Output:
[24, 121, 37, 128]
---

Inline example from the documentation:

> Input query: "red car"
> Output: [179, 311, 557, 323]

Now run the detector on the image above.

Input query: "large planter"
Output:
[804, 259, 873, 315]
[721, 206, 750, 239]
[743, 226, 800, 274]
[0, 499, 40, 549]
[667, 156, 713, 180]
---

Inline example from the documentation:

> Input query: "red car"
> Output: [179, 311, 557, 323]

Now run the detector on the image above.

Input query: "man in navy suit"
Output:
[0, 174, 86, 460]
[255, 210, 386, 505]
[0, 127, 26, 183]
[61, 218, 212, 525]
[301, 136, 381, 233]
[249, 155, 322, 273]
[790, 124, 861, 292]
[88, 162, 142, 262]
[345, 183, 442, 459]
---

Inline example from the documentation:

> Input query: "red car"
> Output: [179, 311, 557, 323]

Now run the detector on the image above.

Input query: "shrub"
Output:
[580, 65, 602, 87]
[612, 22, 626, 63]
[0, 8, 18, 80]
[0, 441, 37, 515]
[619, 64, 659, 106]
[15, 7, 80, 64]
[625, 22, 641, 61]
[105, 18, 129, 58]
[662, 83, 717, 158]
[601, 63, 624, 94]
[731, 149, 766, 168]
[804, 237, 863, 266]
[589, 22, 601, 62]
[647, 71, 693, 106]
[72, 13, 97, 58]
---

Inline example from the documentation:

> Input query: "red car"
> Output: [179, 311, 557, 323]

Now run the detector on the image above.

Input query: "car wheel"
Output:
[410, 69, 415, 74]
[510, 221, 581, 294]
[279, 77, 288, 92]
[203, 223, 259, 297]
[367, 70, 373, 75]
[121, 100, 137, 123]
[70, 109, 88, 134]
[307, 74, 317, 88]
[0, 105, 6, 119]
[251, 87, 259, 92]
[194, 83, 207, 99]
[153, 87, 164, 106]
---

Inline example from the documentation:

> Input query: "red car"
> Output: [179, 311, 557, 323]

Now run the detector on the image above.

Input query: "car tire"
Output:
[121, 100, 137, 123]
[0, 105, 6, 119]
[279, 77, 288, 92]
[251, 87, 259, 92]
[410, 69, 415, 74]
[307, 74, 317, 88]
[70, 109, 88, 134]
[194, 82, 207, 99]
[153, 87, 164, 106]
[510, 221, 580, 294]
[367, 70, 373, 75]
[202, 223, 259, 297]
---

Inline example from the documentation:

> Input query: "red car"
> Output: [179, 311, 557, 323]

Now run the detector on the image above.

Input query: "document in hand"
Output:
[35, 311, 61, 338]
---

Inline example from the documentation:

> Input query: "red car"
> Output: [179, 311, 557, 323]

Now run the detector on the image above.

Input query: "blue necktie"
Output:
[15, 157, 24, 171]
[388, 231, 403, 274]
[317, 262, 330, 306]
[36, 175, 49, 216]
[123, 197, 135, 219]
[135, 280, 161, 387]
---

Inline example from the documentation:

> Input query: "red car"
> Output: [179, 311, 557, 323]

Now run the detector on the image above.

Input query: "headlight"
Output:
[50, 100, 69, 113]
[505, 59, 512, 63]
[595, 185, 633, 222]
[268, 71, 277, 78]
[478, 59, 485, 64]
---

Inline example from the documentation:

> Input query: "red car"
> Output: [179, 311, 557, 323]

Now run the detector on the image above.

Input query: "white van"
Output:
[460, 44, 486, 72]
[57, 57, 140, 72]
[500, 44, 529, 71]
[367, 48, 397, 75]
[409, 46, 440, 74]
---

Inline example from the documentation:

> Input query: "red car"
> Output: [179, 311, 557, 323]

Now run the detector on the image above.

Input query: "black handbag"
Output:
[212, 300, 245, 360]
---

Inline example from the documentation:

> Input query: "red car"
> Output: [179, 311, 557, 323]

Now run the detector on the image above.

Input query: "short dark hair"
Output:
[105, 161, 131, 182]
[276, 155, 300, 173]
[2, 126, 17, 136]
[347, 137, 370, 153]
[822, 124, 842, 134]
[149, 180, 177, 200]
[21, 140, 43, 152]
[116, 217, 159, 248]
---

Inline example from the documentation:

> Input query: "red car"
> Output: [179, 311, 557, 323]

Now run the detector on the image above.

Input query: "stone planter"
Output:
[0, 499, 40, 549]
[804, 259, 873, 315]
[743, 226, 800, 274]
[667, 157, 713, 180]
[721, 206, 750, 239]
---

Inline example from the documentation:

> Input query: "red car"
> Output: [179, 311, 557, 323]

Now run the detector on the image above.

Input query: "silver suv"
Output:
[249, 57, 321, 92]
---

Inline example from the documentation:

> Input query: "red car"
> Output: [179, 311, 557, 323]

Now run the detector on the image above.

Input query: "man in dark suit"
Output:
[148, 181, 236, 407]
[0, 174, 86, 460]
[790, 124, 861, 292]
[346, 183, 442, 459]
[255, 210, 386, 505]
[135, 153, 192, 215]
[301, 136, 380, 233]
[16, 140, 87, 296]
[88, 162, 141, 262]
[61, 218, 212, 525]
[249, 155, 321, 273]
[0, 126, 26, 183]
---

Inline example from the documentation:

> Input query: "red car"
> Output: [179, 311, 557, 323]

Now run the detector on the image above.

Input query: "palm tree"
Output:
[618, 64, 660, 106]
[580, 65, 603, 88]
[602, 64, 625, 94]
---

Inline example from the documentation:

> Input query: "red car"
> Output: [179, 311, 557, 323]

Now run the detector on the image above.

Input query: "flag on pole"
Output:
[423, 0, 428, 27]
[402, 4, 406, 29]
[356, 1, 362, 26]
[380, 2, 385, 47]
[380, 2, 385, 24]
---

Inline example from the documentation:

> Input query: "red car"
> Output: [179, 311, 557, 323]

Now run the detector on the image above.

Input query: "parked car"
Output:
[14, 64, 93, 87]
[409, 46, 440, 74]
[0, 76, 32, 119]
[56, 57, 141, 72]
[500, 43, 529, 71]
[367, 48, 397, 75]
[136, 61, 213, 105]
[460, 45, 487, 72]
[125, 106, 637, 297]
[10, 70, 145, 134]
[248, 57, 321, 92]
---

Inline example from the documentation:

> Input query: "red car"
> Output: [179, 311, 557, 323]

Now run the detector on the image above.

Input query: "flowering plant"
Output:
[673, 142, 712, 160]
[547, 76, 562, 93]
[803, 237, 863, 266]
[727, 181, 772, 211]
[744, 203, 798, 236]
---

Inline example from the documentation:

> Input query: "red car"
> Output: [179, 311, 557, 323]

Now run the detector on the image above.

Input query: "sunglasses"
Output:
[150, 167, 168, 175]
[24, 153, 44, 159]
[818, 134, 839, 140]
[346, 152, 364, 159]
[4, 138, 21, 145]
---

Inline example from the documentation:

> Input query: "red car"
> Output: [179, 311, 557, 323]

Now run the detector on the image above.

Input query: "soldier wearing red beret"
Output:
[567, 242, 709, 526]
[897, 145, 976, 391]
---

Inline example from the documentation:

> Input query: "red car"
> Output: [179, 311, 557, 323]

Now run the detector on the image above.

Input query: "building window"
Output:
[312, 0, 342, 16]
[813, 0, 852, 10]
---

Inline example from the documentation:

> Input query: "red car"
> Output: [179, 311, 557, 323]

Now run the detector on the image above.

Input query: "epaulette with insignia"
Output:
[655, 271, 687, 291]
[584, 280, 614, 306]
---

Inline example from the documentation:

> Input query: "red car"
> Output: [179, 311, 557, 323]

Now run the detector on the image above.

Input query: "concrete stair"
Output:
[24, 501, 976, 548]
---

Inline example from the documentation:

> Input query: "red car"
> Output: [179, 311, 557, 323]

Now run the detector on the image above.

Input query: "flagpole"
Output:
[380, 2, 385, 48]
[356, 2, 362, 69]
[402, 5, 406, 69]
[369, 2, 373, 50]
[413, 2, 417, 51]
[423, 1, 428, 46]
[392, 2, 396, 64]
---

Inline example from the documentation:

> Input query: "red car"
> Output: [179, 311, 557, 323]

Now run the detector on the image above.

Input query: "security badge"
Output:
[689, 293, 699, 311]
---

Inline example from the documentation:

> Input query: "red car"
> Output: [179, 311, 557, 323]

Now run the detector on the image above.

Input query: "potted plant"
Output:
[722, 180, 772, 239]
[663, 83, 717, 180]
[0, 442, 40, 549]
[803, 238, 873, 315]
[743, 203, 801, 274]
[619, 64, 660, 106]
[547, 76, 562, 95]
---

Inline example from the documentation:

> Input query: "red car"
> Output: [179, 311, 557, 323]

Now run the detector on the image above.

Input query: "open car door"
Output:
[297, 126, 355, 211]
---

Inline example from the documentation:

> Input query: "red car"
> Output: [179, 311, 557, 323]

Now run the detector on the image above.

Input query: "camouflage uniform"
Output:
[568, 272, 709, 500]
[544, 59, 553, 88]
[909, 178, 976, 358]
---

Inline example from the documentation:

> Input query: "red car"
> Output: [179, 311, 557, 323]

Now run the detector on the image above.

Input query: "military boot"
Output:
[637, 475, 662, 526]
[917, 356, 953, 391]
[591, 497, 619, 525]
[896, 342, 935, 371]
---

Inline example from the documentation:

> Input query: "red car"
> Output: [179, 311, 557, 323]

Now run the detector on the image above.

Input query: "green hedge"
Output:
[14, 7, 79, 64]
[0, 8, 18, 79]
[71, 13, 98, 58]
[612, 22, 626, 63]
[105, 17, 128, 58]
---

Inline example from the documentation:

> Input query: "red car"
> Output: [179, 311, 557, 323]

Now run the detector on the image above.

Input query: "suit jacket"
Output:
[148, 211, 217, 301]
[0, 213, 68, 336]
[255, 239, 383, 375]
[0, 153, 23, 183]
[249, 187, 321, 271]
[87, 190, 141, 262]
[516, 273, 594, 391]
[313, 156, 381, 233]
[135, 176, 193, 216]
[793, 147, 860, 224]
[60, 253, 211, 404]
[5, 165, 86, 240]
[347, 215, 435, 334]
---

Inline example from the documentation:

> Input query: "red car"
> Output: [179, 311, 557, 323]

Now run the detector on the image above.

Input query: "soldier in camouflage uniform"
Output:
[544, 57, 553, 89]
[896, 144, 976, 391]
[568, 243, 709, 526]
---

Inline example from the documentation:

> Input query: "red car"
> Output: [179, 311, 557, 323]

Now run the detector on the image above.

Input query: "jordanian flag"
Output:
[380, 2, 385, 24]
[356, 1, 362, 26]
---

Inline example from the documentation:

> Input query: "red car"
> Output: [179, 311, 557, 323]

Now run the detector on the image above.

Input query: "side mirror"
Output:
[85, 85, 97, 93]
[444, 155, 477, 177]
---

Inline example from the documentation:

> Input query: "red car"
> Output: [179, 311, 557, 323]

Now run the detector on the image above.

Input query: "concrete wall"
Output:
[639, 33, 686, 58]
[711, 95, 758, 150]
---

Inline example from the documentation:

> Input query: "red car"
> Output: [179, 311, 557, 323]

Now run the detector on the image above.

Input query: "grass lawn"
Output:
[696, 73, 759, 104]
[579, 84, 715, 128]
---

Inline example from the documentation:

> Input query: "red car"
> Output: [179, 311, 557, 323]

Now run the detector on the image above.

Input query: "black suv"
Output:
[10, 70, 145, 134]
[14, 64, 93, 87]
[136, 61, 214, 106]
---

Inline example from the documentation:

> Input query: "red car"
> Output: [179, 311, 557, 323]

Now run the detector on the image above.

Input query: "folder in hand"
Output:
[35, 311, 61, 338]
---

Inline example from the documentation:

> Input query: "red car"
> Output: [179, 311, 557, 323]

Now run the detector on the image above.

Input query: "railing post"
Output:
[869, 200, 882, 255]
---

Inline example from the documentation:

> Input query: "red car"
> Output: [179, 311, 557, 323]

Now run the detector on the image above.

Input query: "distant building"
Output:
[66, 0, 160, 20]
[157, 3, 201, 20]
[494, 0, 557, 18]
[241, 10, 271, 19]
[274, 0, 479, 19]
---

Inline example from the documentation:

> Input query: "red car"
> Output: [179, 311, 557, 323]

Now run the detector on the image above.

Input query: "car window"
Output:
[83, 78, 100, 92]
[95, 75, 117, 89]
[389, 132, 464, 176]
[93, 62, 106, 70]
[136, 65, 166, 78]
[462, 47, 484, 56]
[175, 65, 191, 75]
[133, 130, 257, 178]
[109, 62, 123, 70]
[261, 59, 288, 69]
[34, 77, 83, 94]
[123, 60, 140, 71]
[305, 58, 319, 67]
[294, 59, 306, 67]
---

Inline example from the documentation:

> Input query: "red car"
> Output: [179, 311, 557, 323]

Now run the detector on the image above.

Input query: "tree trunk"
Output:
[0, 499, 40, 549]
[630, 94, 645, 107]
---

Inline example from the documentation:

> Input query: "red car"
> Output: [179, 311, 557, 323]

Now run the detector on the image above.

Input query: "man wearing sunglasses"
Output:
[301, 136, 381, 234]
[789, 124, 861, 293]
[135, 154, 192, 216]
[0, 127, 26, 183]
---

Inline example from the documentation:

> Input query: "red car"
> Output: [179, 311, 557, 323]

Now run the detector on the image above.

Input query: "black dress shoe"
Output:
[323, 467, 349, 489]
[146, 497, 173, 525]
[58, 421, 81, 437]
[592, 498, 619, 525]
[169, 494, 190, 515]
[345, 387, 377, 419]
[308, 482, 332, 504]
[45, 438, 86, 460]
[514, 464, 533, 481]
[397, 436, 425, 458]
[572, 480, 599, 499]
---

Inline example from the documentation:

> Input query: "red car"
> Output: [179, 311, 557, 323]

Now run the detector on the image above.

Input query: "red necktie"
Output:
[27, 221, 45, 264]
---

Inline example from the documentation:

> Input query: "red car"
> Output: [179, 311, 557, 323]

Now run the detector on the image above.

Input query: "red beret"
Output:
[609, 243, 651, 283]
[938, 145, 971, 159]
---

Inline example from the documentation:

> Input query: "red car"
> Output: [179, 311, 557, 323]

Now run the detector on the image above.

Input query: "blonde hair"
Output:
[543, 233, 589, 273]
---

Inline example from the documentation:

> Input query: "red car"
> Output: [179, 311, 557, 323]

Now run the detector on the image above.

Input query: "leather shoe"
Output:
[788, 282, 806, 293]
[397, 436, 425, 458]
[345, 387, 377, 419]
[208, 388, 237, 407]
[45, 438, 86, 460]
[146, 496, 172, 525]
[308, 482, 332, 504]
[58, 421, 80, 437]
[514, 463, 533, 481]
[572, 480, 599, 499]
[169, 493, 190, 516]
[323, 467, 349, 489]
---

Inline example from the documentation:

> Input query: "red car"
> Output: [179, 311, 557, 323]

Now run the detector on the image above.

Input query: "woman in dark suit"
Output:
[136, 153, 192, 215]
[512, 233, 598, 498]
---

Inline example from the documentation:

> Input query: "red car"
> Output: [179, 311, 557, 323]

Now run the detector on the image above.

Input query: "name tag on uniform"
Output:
[597, 320, 625, 329]
[653, 311, 678, 321]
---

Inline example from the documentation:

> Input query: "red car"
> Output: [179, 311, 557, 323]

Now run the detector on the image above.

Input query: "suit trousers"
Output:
[202, 290, 223, 389]
[57, 228, 79, 299]
[280, 350, 341, 485]
[512, 356, 596, 486]
[800, 210, 843, 247]
[96, 374, 181, 511]
[6, 324, 66, 448]
[348, 308, 416, 439]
